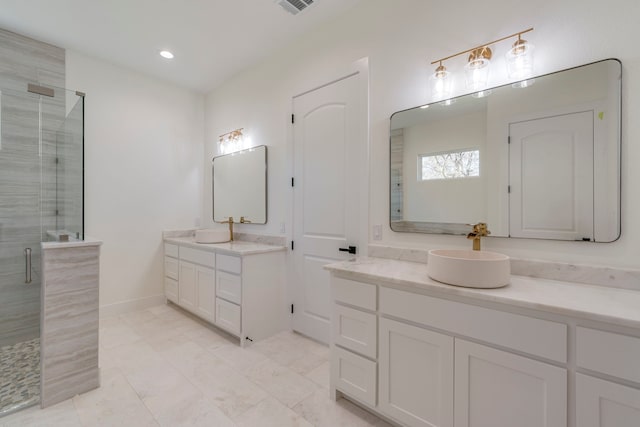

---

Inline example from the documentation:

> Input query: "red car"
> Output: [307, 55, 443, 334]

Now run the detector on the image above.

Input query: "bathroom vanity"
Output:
[163, 234, 286, 346]
[326, 257, 640, 427]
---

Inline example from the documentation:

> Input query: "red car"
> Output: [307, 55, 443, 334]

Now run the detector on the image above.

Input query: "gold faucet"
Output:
[215, 217, 234, 241]
[467, 222, 490, 251]
[240, 216, 251, 224]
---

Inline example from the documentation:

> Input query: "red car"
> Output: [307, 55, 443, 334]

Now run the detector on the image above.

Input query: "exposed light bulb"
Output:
[160, 50, 174, 59]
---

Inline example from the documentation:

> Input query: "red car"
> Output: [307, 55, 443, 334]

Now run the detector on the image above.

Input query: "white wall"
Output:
[204, 0, 640, 269]
[66, 51, 204, 311]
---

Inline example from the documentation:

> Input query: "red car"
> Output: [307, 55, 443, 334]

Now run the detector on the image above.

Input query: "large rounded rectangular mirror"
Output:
[390, 59, 621, 242]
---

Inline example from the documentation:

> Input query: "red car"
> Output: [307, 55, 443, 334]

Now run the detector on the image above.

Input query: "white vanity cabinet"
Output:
[328, 258, 640, 427]
[331, 275, 567, 427]
[163, 239, 286, 345]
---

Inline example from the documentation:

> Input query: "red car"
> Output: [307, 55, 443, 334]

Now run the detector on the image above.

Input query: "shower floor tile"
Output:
[0, 338, 40, 416]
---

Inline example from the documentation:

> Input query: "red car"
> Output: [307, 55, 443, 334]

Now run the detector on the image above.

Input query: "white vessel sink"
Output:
[195, 229, 230, 244]
[427, 249, 510, 288]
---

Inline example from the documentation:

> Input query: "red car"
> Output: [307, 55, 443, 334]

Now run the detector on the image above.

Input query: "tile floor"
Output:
[0, 338, 40, 416]
[0, 303, 393, 426]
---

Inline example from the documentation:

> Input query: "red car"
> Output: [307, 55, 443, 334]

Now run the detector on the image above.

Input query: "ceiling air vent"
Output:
[276, 0, 315, 15]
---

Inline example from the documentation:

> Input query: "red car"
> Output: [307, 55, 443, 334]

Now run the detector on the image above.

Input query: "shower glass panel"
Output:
[0, 84, 84, 416]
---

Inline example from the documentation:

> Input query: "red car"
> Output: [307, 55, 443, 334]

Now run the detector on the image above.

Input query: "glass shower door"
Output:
[0, 87, 43, 415]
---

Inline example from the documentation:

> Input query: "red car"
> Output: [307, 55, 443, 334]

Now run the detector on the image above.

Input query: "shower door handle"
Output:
[24, 248, 32, 284]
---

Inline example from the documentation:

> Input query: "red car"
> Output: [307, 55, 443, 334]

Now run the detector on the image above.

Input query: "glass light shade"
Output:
[430, 67, 453, 101]
[506, 40, 535, 80]
[464, 57, 491, 92]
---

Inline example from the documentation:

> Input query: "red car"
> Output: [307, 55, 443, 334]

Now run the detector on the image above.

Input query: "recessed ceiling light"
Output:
[159, 50, 174, 59]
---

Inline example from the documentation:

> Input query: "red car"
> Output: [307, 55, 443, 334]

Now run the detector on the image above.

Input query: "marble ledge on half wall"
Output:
[368, 244, 640, 292]
[162, 229, 286, 247]
[41, 237, 103, 250]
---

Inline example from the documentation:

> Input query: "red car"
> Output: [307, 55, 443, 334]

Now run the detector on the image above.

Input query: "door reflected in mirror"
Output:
[213, 145, 267, 224]
[390, 59, 621, 242]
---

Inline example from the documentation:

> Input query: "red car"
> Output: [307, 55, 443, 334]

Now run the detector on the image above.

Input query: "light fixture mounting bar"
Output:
[431, 27, 534, 65]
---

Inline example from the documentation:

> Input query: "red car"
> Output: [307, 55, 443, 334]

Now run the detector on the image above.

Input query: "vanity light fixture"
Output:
[506, 33, 535, 87]
[159, 50, 174, 59]
[429, 61, 453, 101]
[430, 28, 534, 99]
[219, 128, 244, 154]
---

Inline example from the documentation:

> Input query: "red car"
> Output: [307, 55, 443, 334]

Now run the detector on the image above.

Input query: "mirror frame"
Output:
[212, 144, 268, 224]
[389, 58, 622, 242]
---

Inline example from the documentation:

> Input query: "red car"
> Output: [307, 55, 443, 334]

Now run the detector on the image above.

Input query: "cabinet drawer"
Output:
[331, 346, 377, 407]
[332, 277, 376, 311]
[164, 277, 178, 303]
[164, 256, 178, 280]
[380, 286, 567, 363]
[215, 297, 241, 336]
[333, 304, 377, 359]
[217, 270, 242, 305]
[164, 243, 179, 258]
[217, 254, 241, 274]
[180, 247, 215, 267]
[577, 327, 640, 383]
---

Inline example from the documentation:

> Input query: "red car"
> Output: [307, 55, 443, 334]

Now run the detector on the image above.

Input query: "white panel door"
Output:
[379, 318, 454, 427]
[292, 70, 367, 343]
[576, 374, 640, 427]
[454, 339, 567, 427]
[509, 111, 593, 240]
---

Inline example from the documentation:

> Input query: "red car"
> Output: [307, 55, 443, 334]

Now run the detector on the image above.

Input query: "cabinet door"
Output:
[178, 261, 197, 312]
[379, 317, 454, 427]
[195, 266, 215, 322]
[454, 339, 566, 427]
[164, 277, 178, 303]
[576, 373, 640, 427]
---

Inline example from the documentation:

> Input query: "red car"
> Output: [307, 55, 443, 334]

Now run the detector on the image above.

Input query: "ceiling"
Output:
[0, 0, 361, 92]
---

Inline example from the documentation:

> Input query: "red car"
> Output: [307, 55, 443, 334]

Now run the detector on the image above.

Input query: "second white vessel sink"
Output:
[195, 229, 230, 244]
[427, 249, 510, 288]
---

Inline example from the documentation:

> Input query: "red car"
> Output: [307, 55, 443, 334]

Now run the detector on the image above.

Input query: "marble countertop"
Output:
[164, 236, 286, 256]
[325, 257, 640, 329]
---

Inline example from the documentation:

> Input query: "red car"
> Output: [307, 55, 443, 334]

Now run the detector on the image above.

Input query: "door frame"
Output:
[286, 57, 370, 330]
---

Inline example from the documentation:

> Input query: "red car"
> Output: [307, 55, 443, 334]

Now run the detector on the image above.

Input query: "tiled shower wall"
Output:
[0, 28, 65, 347]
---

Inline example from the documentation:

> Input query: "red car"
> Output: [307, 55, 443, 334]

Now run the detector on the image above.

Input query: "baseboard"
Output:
[99, 294, 166, 318]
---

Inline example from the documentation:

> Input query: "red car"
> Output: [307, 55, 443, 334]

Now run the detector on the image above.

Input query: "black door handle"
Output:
[339, 246, 357, 255]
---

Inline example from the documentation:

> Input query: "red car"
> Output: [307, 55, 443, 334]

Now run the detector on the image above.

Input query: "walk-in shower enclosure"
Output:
[0, 28, 84, 416]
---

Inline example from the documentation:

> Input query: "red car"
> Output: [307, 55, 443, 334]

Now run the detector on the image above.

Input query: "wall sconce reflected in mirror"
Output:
[429, 28, 535, 100]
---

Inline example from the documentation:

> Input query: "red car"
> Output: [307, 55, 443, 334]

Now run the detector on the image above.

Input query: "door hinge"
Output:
[291, 114, 295, 124]
[291, 241, 294, 250]
[508, 136, 511, 144]
[508, 185, 511, 193]
[291, 177, 294, 187]
[291, 304, 294, 314]
[55, 157, 59, 164]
